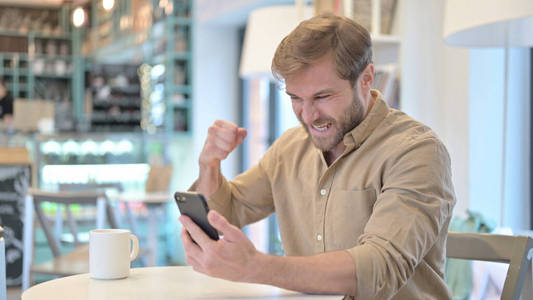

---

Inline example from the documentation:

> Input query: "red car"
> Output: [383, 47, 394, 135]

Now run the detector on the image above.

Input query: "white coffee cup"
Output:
[89, 229, 139, 280]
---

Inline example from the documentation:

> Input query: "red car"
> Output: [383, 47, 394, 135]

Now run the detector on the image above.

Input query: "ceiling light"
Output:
[72, 7, 86, 27]
[103, 0, 115, 11]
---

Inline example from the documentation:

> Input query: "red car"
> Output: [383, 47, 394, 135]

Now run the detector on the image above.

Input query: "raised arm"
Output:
[197, 120, 247, 197]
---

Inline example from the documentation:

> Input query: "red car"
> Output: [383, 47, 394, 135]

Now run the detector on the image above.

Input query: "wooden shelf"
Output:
[0, 30, 70, 40]
[0, 69, 16, 75]
[31, 54, 73, 61]
[0, 147, 31, 165]
[0, 52, 29, 59]
[34, 73, 72, 79]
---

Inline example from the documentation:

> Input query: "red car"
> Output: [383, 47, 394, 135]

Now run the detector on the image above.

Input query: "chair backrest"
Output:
[58, 183, 122, 232]
[28, 188, 108, 257]
[22, 188, 113, 291]
[446, 232, 533, 300]
[0, 226, 6, 300]
[59, 182, 124, 193]
[145, 165, 173, 193]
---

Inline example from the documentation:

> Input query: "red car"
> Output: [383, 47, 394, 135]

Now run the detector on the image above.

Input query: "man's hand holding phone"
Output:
[178, 204, 259, 282]
[175, 191, 219, 241]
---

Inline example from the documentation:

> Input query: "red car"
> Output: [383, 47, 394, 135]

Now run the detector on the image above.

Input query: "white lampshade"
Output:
[443, 0, 533, 47]
[239, 5, 314, 80]
[443, 0, 533, 228]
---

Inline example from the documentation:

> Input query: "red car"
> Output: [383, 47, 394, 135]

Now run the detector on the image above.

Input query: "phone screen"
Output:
[175, 191, 219, 241]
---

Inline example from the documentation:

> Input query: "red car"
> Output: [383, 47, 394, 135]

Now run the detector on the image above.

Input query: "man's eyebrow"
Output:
[286, 89, 335, 98]
[286, 91, 297, 97]
[312, 89, 334, 96]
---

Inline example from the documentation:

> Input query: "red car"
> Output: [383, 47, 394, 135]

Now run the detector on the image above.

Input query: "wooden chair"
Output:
[446, 232, 533, 300]
[58, 182, 122, 243]
[21, 188, 116, 291]
[58, 182, 151, 264]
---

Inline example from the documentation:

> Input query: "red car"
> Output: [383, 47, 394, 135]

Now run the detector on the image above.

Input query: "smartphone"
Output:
[174, 191, 219, 241]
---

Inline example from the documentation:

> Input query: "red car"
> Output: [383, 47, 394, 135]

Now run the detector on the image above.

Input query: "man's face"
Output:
[285, 55, 365, 154]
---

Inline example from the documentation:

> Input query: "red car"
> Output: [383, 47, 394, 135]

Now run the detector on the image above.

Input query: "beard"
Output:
[298, 94, 365, 152]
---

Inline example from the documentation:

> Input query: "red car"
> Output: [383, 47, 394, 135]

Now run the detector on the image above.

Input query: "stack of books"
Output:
[372, 64, 399, 109]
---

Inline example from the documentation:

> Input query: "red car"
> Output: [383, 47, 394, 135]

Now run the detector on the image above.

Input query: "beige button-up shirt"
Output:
[203, 91, 456, 299]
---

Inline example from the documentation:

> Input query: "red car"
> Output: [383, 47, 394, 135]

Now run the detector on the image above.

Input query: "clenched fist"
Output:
[196, 120, 247, 197]
[199, 120, 247, 168]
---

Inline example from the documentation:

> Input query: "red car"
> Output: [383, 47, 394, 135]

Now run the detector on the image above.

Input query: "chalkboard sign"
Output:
[0, 165, 30, 286]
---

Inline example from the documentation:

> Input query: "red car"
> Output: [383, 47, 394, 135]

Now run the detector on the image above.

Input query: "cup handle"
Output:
[129, 234, 139, 262]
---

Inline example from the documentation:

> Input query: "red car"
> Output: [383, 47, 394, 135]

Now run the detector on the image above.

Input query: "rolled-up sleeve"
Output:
[211, 162, 275, 228]
[347, 137, 455, 299]
[190, 145, 278, 229]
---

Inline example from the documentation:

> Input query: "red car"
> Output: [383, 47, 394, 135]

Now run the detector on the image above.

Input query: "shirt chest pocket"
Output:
[324, 189, 376, 251]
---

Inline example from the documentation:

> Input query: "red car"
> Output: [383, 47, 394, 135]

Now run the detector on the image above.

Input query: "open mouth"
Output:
[311, 122, 332, 133]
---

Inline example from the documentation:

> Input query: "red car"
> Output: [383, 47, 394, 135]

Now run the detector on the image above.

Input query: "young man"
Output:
[180, 13, 455, 299]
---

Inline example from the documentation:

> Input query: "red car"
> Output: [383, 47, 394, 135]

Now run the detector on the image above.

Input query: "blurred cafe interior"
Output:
[0, 0, 532, 299]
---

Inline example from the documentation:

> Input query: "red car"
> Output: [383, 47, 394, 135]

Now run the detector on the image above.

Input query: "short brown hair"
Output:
[272, 13, 372, 86]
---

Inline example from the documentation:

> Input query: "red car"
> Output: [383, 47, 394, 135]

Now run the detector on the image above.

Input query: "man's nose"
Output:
[301, 101, 319, 124]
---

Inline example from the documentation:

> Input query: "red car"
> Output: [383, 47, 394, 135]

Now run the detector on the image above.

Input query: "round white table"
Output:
[22, 266, 342, 300]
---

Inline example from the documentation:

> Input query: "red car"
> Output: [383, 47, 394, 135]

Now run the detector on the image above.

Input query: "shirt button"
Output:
[320, 189, 326, 195]
[317, 234, 322, 241]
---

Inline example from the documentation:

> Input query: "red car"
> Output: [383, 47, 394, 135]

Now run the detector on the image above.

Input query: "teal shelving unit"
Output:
[0, 4, 84, 131]
[85, 0, 194, 136]
[0, 0, 194, 171]
[161, 14, 193, 135]
[0, 53, 27, 99]
[143, 1, 193, 136]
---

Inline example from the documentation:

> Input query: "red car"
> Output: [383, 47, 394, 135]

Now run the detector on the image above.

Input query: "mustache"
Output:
[296, 113, 336, 127]
[311, 119, 334, 126]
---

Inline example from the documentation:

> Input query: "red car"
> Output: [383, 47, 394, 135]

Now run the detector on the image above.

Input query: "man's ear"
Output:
[358, 64, 374, 92]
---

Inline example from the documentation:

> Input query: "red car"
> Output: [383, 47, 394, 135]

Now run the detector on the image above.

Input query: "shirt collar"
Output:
[343, 90, 390, 149]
